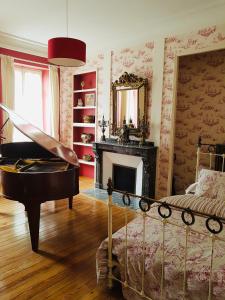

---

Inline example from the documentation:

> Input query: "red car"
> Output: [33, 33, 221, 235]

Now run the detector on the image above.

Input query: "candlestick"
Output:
[98, 115, 109, 142]
[139, 116, 149, 146]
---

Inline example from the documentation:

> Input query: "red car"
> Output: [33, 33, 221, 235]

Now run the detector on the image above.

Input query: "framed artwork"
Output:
[85, 93, 95, 106]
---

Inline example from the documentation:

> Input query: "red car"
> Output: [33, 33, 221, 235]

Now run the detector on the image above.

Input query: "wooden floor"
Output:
[0, 176, 133, 300]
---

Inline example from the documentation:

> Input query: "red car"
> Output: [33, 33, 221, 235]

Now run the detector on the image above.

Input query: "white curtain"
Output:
[126, 89, 138, 126]
[49, 65, 60, 140]
[1, 55, 15, 142]
[13, 67, 43, 142]
[117, 91, 123, 127]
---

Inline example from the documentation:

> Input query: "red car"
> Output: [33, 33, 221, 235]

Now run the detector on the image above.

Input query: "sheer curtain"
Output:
[126, 90, 138, 126]
[1, 55, 15, 142]
[1, 61, 59, 142]
[13, 67, 43, 142]
[117, 91, 123, 127]
[49, 65, 59, 140]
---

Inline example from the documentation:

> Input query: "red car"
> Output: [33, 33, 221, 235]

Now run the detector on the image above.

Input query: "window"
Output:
[13, 66, 45, 142]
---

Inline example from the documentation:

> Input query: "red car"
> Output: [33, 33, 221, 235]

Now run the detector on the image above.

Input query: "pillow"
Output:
[185, 182, 198, 194]
[195, 169, 225, 199]
[214, 176, 225, 201]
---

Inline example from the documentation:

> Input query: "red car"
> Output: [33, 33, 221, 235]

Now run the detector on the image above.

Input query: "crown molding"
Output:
[0, 31, 47, 58]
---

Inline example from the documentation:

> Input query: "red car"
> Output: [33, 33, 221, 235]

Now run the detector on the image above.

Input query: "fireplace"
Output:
[113, 164, 136, 194]
[93, 141, 157, 198]
[102, 151, 143, 195]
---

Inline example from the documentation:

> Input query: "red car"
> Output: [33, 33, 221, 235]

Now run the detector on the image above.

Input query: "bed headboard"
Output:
[196, 137, 225, 180]
[215, 144, 225, 171]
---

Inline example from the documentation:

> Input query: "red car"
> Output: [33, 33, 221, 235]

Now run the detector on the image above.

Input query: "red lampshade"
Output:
[48, 37, 86, 67]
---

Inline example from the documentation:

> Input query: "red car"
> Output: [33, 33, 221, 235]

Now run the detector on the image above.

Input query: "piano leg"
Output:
[25, 202, 41, 252]
[69, 196, 73, 209]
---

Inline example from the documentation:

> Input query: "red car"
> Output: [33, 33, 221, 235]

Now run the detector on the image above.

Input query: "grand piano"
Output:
[0, 104, 79, 252]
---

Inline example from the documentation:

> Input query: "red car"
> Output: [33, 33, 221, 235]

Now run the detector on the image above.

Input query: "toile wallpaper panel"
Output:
[173, 49, 225, 195]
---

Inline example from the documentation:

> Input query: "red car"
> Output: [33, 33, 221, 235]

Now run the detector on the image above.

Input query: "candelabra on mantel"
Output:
[139, 116, 149, 146]
[98, 115, 109, 142]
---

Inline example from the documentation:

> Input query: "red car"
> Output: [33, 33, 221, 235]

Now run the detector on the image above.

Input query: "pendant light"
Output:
[48, 0, 86, 67]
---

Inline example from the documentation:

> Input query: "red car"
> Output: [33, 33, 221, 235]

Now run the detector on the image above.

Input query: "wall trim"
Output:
[0, 31, 47, 58]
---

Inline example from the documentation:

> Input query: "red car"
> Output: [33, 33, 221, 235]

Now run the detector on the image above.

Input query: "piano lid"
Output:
[0, 104, 79, 167]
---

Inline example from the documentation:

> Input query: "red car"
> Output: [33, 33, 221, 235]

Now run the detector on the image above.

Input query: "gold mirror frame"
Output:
[111, 72, 148, 136]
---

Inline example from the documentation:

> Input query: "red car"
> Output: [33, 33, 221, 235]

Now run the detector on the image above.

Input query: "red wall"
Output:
[0, 58, 2, 126]
[0, 47, 48, 65]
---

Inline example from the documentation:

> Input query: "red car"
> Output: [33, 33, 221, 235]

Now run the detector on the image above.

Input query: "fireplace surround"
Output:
[92, 141, 157, 198]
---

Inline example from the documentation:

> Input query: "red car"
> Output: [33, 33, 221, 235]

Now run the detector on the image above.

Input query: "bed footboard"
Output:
[106, 178, 225, 300]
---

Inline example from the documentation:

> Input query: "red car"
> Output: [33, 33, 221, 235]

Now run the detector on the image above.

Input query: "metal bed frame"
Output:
[106, 137, 225, 300]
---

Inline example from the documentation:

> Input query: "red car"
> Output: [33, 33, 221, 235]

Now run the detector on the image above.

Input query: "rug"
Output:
[81, 188, 139, 210]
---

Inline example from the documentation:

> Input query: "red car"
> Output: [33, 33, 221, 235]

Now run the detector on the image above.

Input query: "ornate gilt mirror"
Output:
[111, 72, 148, 134]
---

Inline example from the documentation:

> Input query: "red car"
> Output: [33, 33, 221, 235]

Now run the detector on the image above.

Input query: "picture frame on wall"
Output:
[84, 93, 95, 106]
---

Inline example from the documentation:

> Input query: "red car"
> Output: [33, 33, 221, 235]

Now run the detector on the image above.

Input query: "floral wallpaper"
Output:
[174, 49, 225, 195]
[87, 53, 105, 141]
[111, 42, 154, 133]
[157, 25, 225, 199]
[59, 67, 73, 148]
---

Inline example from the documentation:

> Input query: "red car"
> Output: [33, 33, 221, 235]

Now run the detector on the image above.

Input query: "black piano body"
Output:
[0, 104, 79, 252]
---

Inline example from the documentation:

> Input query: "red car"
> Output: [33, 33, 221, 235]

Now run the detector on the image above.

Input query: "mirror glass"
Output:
[112, 72, 147, 133]
[116, 86, 145, 128]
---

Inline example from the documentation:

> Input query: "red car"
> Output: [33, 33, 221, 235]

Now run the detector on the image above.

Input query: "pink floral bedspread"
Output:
[96, 195, 225, 300]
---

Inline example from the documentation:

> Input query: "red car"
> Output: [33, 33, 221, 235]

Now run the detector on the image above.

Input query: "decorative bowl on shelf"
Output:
[81, 133, 92, 144]
[82, 154, 93, 162]
[83, 115, 95, 123]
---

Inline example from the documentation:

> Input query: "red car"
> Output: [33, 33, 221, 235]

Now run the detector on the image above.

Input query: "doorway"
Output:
[173, 49, 225, 195]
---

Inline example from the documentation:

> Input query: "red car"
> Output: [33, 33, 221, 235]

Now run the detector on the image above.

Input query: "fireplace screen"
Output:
[112, 164, 136, 194]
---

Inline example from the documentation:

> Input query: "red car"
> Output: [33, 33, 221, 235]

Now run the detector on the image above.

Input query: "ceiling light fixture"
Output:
[48, 0, 86, 67]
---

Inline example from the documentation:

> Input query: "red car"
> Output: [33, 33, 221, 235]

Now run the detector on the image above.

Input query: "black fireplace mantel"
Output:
[92, 142, 157, 198]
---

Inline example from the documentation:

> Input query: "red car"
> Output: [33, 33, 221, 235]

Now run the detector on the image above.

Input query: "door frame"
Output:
[167, 42, 225, 196]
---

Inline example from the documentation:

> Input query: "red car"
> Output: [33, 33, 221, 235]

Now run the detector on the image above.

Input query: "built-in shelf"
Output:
[74, 88, 96, 93]
[73, 106, 96, 110]
[78, 159, 95, 166]
[73, 123, 95, 128]
[73, 69, 97, 178]
[73, 142, 93, 147]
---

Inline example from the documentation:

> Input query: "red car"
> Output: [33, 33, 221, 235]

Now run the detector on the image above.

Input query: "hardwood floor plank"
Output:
[0, 176, 132, 299]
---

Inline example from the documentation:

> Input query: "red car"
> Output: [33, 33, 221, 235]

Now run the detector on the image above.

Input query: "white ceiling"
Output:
[0, 0, 225, 57]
